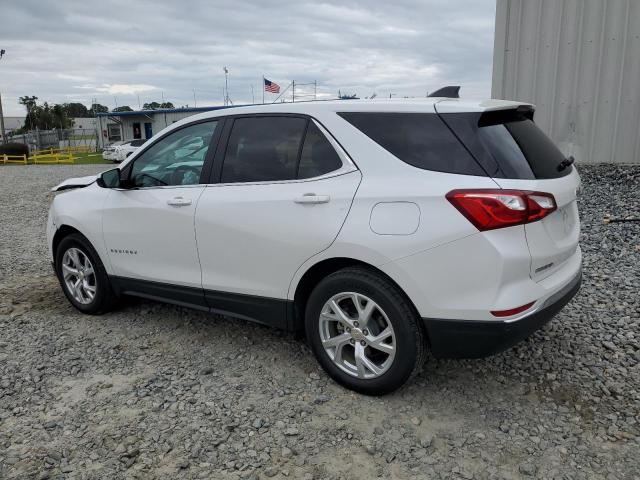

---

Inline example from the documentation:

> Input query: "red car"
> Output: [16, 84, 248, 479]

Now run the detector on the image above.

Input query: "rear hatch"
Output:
[435, 103, 580, 282]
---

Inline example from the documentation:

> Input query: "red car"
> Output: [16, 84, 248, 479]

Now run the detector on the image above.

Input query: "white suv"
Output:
[47, 98, 581, 394]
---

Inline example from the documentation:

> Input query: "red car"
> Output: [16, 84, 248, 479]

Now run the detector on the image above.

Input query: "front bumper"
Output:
[423, 271, 582, 358]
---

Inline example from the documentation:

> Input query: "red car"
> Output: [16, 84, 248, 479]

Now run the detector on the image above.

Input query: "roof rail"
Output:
[428, 86, 460, 98]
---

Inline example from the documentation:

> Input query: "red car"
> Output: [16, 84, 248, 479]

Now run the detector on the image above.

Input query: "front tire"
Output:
[55, 233, 117, 314]
[305, 267, 427, 395]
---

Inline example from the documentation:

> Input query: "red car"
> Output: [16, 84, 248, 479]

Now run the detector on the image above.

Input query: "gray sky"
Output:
[0, 0, 496, 116]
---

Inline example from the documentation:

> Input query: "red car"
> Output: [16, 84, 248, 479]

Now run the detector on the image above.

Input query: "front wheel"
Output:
[305, 267, 427, 395]
[55, 233, 117, 314]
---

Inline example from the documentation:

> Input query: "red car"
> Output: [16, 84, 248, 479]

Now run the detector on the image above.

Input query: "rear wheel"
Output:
[305, 267, 426, 395]
[55, 233, 117, 314]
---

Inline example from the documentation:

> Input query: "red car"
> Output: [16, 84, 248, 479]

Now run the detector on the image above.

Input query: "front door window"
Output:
[130, 121, 218, 187]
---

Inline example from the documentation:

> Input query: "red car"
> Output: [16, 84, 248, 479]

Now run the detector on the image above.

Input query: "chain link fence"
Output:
[9, 128, 98, 153]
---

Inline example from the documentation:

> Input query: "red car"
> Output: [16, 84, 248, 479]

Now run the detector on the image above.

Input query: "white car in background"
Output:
[103, 139, 147, 163]
[47, 96, 581, 395]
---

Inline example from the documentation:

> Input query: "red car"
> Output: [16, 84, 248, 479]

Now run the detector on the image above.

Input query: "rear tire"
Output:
[55, 233, 117, 314]
[305, 267, 426, 395]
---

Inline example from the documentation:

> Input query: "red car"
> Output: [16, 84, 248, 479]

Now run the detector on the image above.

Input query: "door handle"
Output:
[167, 196, 192, 207]
[294, 193, 330, 204]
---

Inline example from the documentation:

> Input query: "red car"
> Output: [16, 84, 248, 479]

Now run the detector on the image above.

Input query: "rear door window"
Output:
[338, 112, 486, 176]
[221, 117, 307, 183]
[438, 111, 571, 179]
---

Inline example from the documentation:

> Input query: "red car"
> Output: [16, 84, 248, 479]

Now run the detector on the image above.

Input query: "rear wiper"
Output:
[557, 155, 575, 172]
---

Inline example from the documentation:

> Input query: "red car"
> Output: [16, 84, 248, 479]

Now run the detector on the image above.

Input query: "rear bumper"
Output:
[423, 271, 581, 358]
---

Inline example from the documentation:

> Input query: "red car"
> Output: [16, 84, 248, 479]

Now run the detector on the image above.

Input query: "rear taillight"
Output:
[446, 189, 557, 231]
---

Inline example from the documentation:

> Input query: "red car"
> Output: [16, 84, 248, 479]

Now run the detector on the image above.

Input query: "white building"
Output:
[72, 117, 97, 131]
[492, 0, 640, 164]
[96, 106, 229, 149]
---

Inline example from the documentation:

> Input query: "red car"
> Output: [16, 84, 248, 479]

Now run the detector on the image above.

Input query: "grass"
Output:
[70, 152, 111, 164]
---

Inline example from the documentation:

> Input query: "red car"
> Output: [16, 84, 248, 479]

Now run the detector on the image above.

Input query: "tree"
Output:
[90, 103, 109, 116]
[51, 103, 70, 129]
[63, 102, 90, 118]
[19, 96, 38, 130]
[337, 90, 358, 100]
[19, 95, 38, 112]
[143, 101, 174, 110]
[18, 97, 72, 130]
[113, 106, 133, 112]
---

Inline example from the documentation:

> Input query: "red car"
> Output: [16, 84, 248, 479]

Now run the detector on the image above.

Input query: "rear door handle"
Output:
[167, 196, 192, 207]
[294, 193, 330, 204]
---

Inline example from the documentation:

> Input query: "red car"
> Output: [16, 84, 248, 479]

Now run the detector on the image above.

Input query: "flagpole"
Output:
[262, 76, 265, 104]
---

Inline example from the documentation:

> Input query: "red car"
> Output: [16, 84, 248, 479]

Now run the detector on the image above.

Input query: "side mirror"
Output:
[97, 168, 123, 188]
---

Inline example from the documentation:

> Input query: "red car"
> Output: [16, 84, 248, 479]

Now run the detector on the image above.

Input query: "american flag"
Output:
[264, 78, 280, 94]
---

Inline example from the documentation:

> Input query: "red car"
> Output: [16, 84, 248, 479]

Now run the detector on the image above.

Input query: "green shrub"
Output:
[0, 142, 30, 157]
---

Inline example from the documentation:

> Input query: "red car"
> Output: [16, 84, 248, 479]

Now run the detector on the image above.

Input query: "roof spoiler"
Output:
[428, 86, 460, 98]
[477, 105, 535, 127]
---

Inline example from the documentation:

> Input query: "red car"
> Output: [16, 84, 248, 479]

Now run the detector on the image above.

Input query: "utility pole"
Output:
[292, 80, 295, 103]
[0, 91, 6, 145]
[223, 67, 229, 106]
[0, 49, 6, 144]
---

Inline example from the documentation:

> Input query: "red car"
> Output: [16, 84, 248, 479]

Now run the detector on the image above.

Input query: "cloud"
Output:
[0, 0, 495, 115]
[95, 84, 157, 95]
[57, 73, 92, 82]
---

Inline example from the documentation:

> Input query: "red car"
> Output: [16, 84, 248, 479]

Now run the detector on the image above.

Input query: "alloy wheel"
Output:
[319, 292, 396, 379]
[61, 247, 97, 305]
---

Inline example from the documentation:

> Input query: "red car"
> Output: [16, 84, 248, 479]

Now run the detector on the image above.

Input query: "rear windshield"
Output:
[438, 110, 571, 179]
[338, 112, 485, 176]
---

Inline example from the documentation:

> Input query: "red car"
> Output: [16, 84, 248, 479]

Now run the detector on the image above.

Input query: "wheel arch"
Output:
[51, 224, 113, 276]
[52, 224, 83, 261]
[291, 257, 423, 336]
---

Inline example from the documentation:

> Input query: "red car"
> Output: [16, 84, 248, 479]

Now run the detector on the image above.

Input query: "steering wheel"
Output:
[171, 165, 201, 185]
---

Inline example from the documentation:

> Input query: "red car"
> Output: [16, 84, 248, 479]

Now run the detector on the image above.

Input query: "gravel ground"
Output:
[0, 164, 638, 480]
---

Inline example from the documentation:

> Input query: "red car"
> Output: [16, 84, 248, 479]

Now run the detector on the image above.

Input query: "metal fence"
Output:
[8, 128, 97, 153]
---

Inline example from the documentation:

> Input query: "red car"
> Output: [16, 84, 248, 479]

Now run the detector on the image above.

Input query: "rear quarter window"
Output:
[438, 111, 571, 180]
[338, 112, 486, 176]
